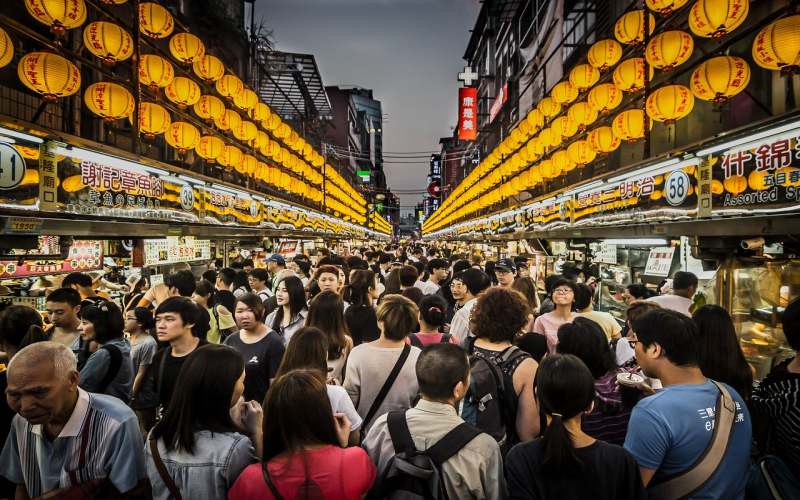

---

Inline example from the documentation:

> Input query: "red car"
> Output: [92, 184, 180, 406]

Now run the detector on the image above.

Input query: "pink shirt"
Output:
[532, 311, 578, 353]
[405, 332, 460, 347]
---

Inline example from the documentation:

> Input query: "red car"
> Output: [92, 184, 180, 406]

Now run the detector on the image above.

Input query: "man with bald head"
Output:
[0, 342, 146, 498]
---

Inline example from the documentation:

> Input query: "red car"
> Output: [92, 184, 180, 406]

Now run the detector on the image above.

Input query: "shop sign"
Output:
[0, 240, 102, 278]
[458, 87, 478, 141]
[489, 83, 508, 123]
[143, 237, 211, 267]
[644, 246, 675, 277]
[1, 217, 42, 235]
[204, 189, 261, 226]
[0, 143, 25, 190]
[277, 240, 298, 256]
[696, 157, 713, 217]
[39, 142, 58, 211]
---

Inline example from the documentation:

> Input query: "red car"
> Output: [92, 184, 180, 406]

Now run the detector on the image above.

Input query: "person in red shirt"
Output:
[228, 369, 376, 499]
[407, 294, 459, 348]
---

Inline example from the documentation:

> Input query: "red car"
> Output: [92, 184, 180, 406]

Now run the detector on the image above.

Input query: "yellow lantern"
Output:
[17, 52, 81, 101]
[192, 54, 225, 82]
[613, 58, 654, 92]
[216, 74, 244, 101]
[723, 174, 747, 194]
[646, 85, 694, 124]
[551, 81, 579, 104]
[84, 82, 134, 121]
[250, 102, 271, 123]
[195, 135, 224, 163]
[645, 30, 693, 72]
[748, 169, 770, 191]
[139, 54, 174, 91]
[710, 179, 724, 194]
[567, 101, 598, 131]
[138, 2, 173, 39]
[0, 27, 12, 69]
[588, 126, 621, 153]
[218, 145, 242, 171]
[165, 122, 200, 155]
[568, 140, 597, 166]
[553, 150, 577, 173]
[136, 102, 171, 139]
[266, 113, 281, 131]
[690, 56, 750, 103]
[276, 123, 291, 139]
[537, 97, 561, 118]
[588, 39, 623, 71]
[25, 0, 86, 35]
[215, 108, 241, 132]
[587, 83, 623, 113]
[233, 89, 258, 112]
[165, 76, 201, 109]
[233, 120, 257, 142]
[612, 109, 651, 142]
[752, 16, 800, 75]
[83, 21, 133, 66]
[539, 159, 556, 179]
[525, 109, 544, 135]
[238, 154, 257, 175]
[646, 0, 689, 15]
[569, 64, 600, 91]
[193, 94, 225, 122]
[169, 32, 205, 64]
[689, 0, 748, 39]
[551, 116, 578, 140]
[614, 10, 656, 45]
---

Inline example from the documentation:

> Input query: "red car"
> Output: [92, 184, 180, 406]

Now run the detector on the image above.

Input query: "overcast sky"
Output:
[254, 0, 480, 214]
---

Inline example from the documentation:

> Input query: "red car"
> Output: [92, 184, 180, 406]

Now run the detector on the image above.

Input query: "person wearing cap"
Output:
[267, 254, 286, 292]
[494, 259, 516, 288]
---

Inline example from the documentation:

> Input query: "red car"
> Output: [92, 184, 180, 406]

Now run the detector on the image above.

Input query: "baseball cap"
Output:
[495, 258, 516, 273]
[268, 254, 286, 265]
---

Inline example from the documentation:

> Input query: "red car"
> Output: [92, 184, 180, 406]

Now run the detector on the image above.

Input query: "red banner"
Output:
[458, 87, 478, 141]
[0, 240, 103, 279]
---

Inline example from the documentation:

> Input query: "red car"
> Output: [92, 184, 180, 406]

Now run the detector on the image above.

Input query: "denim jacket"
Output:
[144, 430, 257, 500]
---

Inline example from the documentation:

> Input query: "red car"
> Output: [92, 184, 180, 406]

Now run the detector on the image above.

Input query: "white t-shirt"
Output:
[646, 294, 693, 317]
[326, 384, 363, 431]
[414, 280, 440, 295]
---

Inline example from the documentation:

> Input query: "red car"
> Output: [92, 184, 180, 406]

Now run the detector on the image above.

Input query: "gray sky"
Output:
[254, 0, 480, 214]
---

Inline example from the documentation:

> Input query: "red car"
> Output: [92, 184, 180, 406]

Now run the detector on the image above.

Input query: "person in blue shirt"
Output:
[624, 308, 751, 499]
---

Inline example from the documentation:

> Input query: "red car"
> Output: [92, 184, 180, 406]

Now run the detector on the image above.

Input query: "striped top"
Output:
[0, 388, 145, 497]
[581, 371, 634, 446]
[750, 359, 800, 472]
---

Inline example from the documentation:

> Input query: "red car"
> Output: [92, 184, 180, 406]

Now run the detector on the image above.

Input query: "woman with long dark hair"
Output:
[305, 291, 352, 384]
[145, 344, 260, 500]
[264, 276, 307, 345]
[506, 354, 646, 499]
[125, 307, 158, 436]
[77, 301, 134, 403]
[343, 269, 381, 345]
[692, 304, 754, 399]
[228, 369, 375, 499]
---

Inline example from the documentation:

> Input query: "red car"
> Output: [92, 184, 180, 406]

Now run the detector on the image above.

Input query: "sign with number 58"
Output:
[665, 170, 690, 207]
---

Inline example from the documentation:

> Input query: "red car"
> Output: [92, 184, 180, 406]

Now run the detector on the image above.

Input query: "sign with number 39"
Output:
[0, 144, 25, 191]
[665, 170, 690, 207]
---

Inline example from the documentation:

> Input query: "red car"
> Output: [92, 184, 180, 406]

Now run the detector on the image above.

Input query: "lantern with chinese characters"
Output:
[233, 120, 257, 142]
[17, 52, 81, 102]
[645, 0, 689, 15]
[614, 10, 656, 45]
[551, 116, 578, 140]
[588, 126, 621, 153]
[276, 123, 291, 140]
[193, 94, 225, 122]
[752, 16, 800, 75]
[25, 0, 86, 35]
[646, 85, 694, 124]
[537, 97, 561, 118]
[138, 2, 173, 39]
[0, 27, 13, 69]
[689, 0, 748, 39]
[568, 102, 598, 131]
[569, 64, 600, 91]
[690, 56, 750, 103]
[233, 88, 258, 112]
[218, 144, 242, 170]
[189, 55, 224, 84]
[551, 81, 579, 105]
[169, 32, 204, 64]
[588, 39, 623, 71]
[587, 83, 623, 114]
[554, 149, 577, 173]
[84, 82, 135, 121]
[255, 131, 269, 152]
[165, 121, 200, 155]
[195, 135, 224, 163]
[645, 30, 693, 72]
[238, 154, 257, 175]
[613, 58, 654, 92]
[83, 21, 133, 66]
[165, 76, 201, 109]
[139, 54, 174, 92]
[250, 102, 271, 123]
[568, 140, 597, 166]
[216, 74, 244, 101]
[266, 113, 281, 131]
[723, 174, 747, 194]
[136, 102, 171, 139]
[215, 108, 241, 132]
[612, 109, 651, 142]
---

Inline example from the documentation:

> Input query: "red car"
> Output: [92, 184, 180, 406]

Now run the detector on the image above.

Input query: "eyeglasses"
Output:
[553, 288, 573, 295]
[628, 338, 640, 349]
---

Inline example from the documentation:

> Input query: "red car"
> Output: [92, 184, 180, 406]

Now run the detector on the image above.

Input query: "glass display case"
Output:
[597, 264, 634, 322]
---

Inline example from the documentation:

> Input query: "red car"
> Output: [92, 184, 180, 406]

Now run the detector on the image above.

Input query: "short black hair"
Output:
[416, 344, 469, 400]
[242, 258, 254, 268]
[194, 279, 215, 301]
[217, 268, 236, 287]
[452, 268, 491, 297]
[632, 308, 698, 366]
[46, 287, 81, 307]
[201, 269, 217, 284]
[783, 297, 800, 351]
[399, 265, 419, 288]
[452, 259, 471, 275]
[378, 253, 392, 265]
[626, 283, 651, 300]
[573, 283, 593, 310]
[155, 296, 201, 329]
[557, 317, 615, 378]
[427, 259, 449, 272]
[549, 277, 578, 298]
[62, 272, 92, 288]
[295, 259, 311, 277]
[673, 271, 698, 291]
[248, 268, 269, 283]
[165, 270, 196, 297]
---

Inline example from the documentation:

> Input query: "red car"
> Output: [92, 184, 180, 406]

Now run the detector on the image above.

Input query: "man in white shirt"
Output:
[415, 259, 449, 295]
[647, 271, 697, 317]
[449, 269, 491, 344]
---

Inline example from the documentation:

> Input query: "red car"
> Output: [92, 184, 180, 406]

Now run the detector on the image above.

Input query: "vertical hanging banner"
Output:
[458, 87, 478, 141]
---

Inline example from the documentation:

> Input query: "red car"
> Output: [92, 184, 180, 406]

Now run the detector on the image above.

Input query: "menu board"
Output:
[644, 247, 676, 277]
[0, 240, 102, 278]
[143, 237, 211, 267]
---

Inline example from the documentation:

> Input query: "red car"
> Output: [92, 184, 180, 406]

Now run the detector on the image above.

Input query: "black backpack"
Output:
[461, 339, 529, 453]
[370, 411, 481, 500]
[408, 333, 451, 349]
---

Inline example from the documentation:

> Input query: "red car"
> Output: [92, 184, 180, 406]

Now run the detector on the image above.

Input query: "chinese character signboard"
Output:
[644, 247, 676, 277]
[489, 83, 508, 123]
[143, 237, 211, 267]
[0, 240, 102, 278]
[458, 87, 478, 141]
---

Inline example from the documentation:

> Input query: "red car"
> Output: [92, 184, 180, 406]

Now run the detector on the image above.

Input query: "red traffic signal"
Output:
[427, 180, 441, 197]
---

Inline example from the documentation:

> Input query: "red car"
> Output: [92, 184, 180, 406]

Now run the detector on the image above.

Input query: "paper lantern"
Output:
[689, 0, 748, 39]
[567, 102, 598, 131]
[250, 102, 271, 123]
[614, 10, 656, 45]
[752, 16, 800, 75]
[646, 85, 694, 124]
[723, 174, 747, 194]
[195, 135, 224, 163]
[25, 0, 86, 35]
[215, 108, 241, 132]
[233, 120, 258, 142]
[255, 131, 269, 152]
[710, 179, 724, 194]
[588, 126, 621, 153]
[165, 121, 200, 154]
[587, 83, 623, 113]
[645, 0, 689, 15]
[612, 109, 651, 142]
[218, 145, 242, 170]
[165, 76, 201, 108]
[569, 64, 600, 91]
[192, 54, 225, 82]
[83, 21, 133, 66]
[238, 154, 257, 175]
[139, 54, 174, 91]
[84, 82, 134, 121]
[0, 27, 14, 69]
[645, 30, 693, 72]
[551, 116, 578, 140]
[136, 102, 171, 139]
[613, 58, 654, 92]
[266, 113, 281, 131]
[568, 140, 597, 166]
[551, 81, 579, 104]
[17, 52, 81, 101]
[537, 97, 561, 118]
[233, 89, 258, 112]
[169, 33, 205, 64]
[588, 39, 623, 71]
[690, 56, 750, 103]
[748, 170, 770, 191]
[193, 94, 225, 122]
[138, 2, 173, 39]
[216, 74, 244, 101]
[539, 159, 558, 179]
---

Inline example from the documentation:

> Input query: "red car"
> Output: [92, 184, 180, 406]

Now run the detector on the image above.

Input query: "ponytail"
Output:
[540, 412, 582, 473]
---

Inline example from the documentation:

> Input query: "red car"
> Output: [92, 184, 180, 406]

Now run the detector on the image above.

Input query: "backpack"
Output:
[408, 333, 451, 349]
[461, 339, 529, 453]
[97, 344, 123, 395]
[212, 305, 238, 343]
[370, 411, 481, 500]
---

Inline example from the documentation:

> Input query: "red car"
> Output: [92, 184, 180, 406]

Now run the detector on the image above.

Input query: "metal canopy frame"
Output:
[254, 51, 333, 121]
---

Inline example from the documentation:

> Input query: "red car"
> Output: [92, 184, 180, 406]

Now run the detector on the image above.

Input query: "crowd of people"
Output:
[0, 243, 797, 499]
